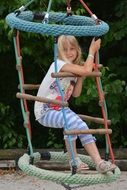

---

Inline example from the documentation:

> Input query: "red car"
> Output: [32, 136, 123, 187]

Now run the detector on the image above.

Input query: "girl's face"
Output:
[63, 43, 78, 63]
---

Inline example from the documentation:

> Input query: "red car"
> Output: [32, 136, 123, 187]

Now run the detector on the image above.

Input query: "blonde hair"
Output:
[57, 35, 82, 65]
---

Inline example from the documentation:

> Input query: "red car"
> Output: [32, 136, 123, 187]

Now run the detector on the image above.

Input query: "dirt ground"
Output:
[0, 170, 126, 190]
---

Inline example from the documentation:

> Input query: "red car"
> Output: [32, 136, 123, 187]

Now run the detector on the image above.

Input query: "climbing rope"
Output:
[94, 53, 115, 163]
[43, 0, 53, 23]
[15, 0, 36, 16]
[53, 37, 77, 173]
[13, 30, 33, 156]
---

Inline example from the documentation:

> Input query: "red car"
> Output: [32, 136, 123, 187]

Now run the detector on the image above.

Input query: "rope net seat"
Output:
[5, 0, 120, 187]
[18, 152, 121, 186]
[6, 11, 109, 36]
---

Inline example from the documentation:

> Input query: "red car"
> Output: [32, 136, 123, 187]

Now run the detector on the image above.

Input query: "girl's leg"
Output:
[38, 108, 116, 173]
[84, 142, 102, 165]
[65, 139, 89, 170]
[84, 142, 117, 173]
[38, 108, 88, 170]
[64, 109, 117, 173]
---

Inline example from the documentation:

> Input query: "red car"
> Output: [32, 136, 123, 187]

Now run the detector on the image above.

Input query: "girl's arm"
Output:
[72, 77, 83, 97]
[60, 38, 101, 76]
[84, 38, 101, 72]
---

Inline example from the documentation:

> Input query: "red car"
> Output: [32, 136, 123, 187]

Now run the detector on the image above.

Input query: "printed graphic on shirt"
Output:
[34, 59, 69, 119]
[49, 78, 75, 110]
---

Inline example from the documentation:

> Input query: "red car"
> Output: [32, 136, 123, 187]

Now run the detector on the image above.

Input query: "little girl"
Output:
[34, 35, 116, 173]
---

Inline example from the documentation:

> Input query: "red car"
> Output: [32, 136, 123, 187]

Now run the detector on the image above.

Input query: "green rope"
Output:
[14, 0, 36, 15]
[13, 34, 33, 156]
[43, 0, 53, 23]
[47, 0, 52, 13]
[24, 0, 36, 9]
[26, 128, 34, 156]
[97, 52, 109, 156]
[18, 152, 121, 186]
[98, 78, 109, 154]
[13, 36, 26, 120]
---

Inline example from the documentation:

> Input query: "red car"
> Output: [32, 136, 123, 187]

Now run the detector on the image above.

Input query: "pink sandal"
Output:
[69, 157, 89, 172]
[96, 160, 117, 174]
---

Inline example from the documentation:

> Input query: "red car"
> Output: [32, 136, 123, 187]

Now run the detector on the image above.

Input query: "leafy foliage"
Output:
[46, 129, 64, 149]
[0, 103, 24, 148]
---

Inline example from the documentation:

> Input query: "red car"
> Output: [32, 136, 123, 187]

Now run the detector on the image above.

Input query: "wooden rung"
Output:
[51, 71, 102, 78]
[64, 128, 112, 135]
[78, 114, 111, 125]
[16, 93, 68, 107]
[18, 84, 40, 90]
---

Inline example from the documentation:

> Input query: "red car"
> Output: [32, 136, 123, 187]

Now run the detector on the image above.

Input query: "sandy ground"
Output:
[0, 171, 126, 190]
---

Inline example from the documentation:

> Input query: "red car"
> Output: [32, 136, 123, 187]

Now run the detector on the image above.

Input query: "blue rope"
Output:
[54, 38, 76, 168]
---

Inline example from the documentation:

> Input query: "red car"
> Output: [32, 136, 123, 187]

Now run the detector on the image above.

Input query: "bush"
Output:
[0, 103, 24, 148]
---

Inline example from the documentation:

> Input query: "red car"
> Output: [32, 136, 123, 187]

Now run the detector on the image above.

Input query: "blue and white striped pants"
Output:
[38, 108, 95, 146]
